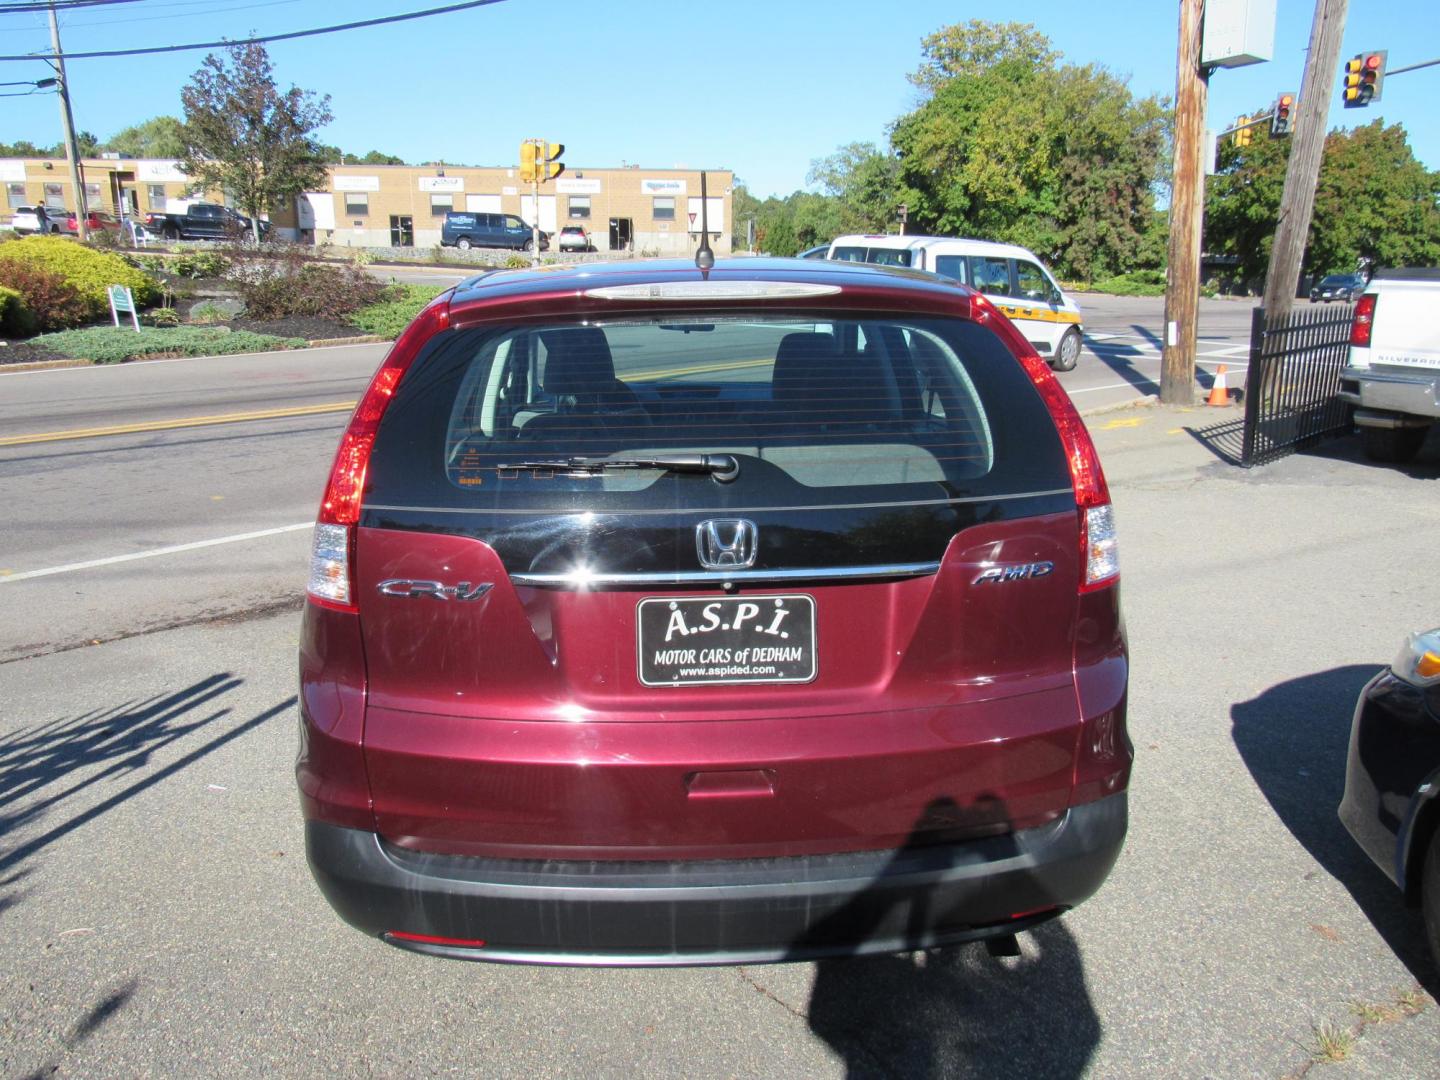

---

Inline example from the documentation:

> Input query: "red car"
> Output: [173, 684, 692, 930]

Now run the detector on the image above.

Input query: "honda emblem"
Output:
[695, 519, 758, 570]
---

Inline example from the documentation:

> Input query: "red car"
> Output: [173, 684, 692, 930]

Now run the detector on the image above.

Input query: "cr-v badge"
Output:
[696, 519, 758, 570]
[973, 561, 1054, 585]
[377, 579, 494, 600]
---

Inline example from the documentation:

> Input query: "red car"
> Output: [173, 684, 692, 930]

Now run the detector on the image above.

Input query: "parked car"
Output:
[10, 206, 63, 235]
[796, 243, 831, 259]
[828, 234, 1086, 372]
[1337, 267, 1440, 463]
[65, 210, 123, 236]
[144, 202, 268, 241]
[1340, 626, 1440, 969]
[557, 225, 593, 253]
[441, 211, 549, 251]
[1310, 273, 1367, 303]
[298, 256, 1131, 965]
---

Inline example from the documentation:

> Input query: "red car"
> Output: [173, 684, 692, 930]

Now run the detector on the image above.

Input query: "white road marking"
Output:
[0, 522, 313, 583]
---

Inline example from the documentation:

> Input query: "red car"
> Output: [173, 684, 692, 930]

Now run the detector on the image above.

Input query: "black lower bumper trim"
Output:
[305, 792, 1127, 967]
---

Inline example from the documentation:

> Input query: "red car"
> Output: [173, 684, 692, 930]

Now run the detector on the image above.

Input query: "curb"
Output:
[1080, 394, 1158, 418]
[0, 335, 393, 373]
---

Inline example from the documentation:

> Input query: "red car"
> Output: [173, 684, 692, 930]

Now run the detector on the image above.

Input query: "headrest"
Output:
[539, 328, 617, 397]
[772, 332, 839, 406]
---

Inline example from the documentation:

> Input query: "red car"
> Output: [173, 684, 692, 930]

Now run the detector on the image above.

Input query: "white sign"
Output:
[138, 159, 187, 183]
[333, 175, 380, 192]
[419, 175, 464, 193]
[0, 160, 26, 183]
[108, 285, 140, 332]
[686, 197, 725, 234]
[641, 179, 687, 195]
[557, 178, 601, 194]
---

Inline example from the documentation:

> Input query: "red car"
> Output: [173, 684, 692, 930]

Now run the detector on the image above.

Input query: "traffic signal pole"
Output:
[1160, 0, 1209, 406]
[1257, 0, 1349, 328]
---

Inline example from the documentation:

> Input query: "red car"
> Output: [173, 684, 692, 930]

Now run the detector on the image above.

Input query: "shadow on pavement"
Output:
[1083, 337, 1160, 397]
[1128, 324, 1165, 350]
[0, 675, 294, 902]
[1183, 415, 1247, 466]
[794, 797, 1100, 1078]
[19, 976, 139, 1080]
[1232, 667, 1439, 993]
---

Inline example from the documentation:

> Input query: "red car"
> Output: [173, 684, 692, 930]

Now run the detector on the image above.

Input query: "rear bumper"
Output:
[1337, 366, 1440, 422]
[305, 791, 1127, 967]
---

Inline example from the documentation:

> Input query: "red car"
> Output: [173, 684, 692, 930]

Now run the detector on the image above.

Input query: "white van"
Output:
[827, 235, 1084, 371]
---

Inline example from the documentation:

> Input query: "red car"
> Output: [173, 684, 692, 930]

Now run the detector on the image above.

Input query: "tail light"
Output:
[307, 296, 452, 612]
[973, 294, 1118, 592]
[1350, 293, 1377, 347]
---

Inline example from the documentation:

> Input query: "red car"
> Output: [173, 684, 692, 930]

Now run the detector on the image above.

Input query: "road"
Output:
[3, 293, 1438, 1077]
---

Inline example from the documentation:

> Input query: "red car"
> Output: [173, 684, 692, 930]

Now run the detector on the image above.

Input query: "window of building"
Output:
[345, 192, 369, 217]
[430, 194, 453, 215]
[6, 183, 26, 209]
[148, 184, 167, 209]
[84, 182, 102, 206]
[43, 183, 65, 210]
[652, 197, 675, 221]
[568, 195, 590, 220]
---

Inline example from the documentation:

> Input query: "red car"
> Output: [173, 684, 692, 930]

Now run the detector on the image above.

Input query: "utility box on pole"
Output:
[1201, 0, 1276, 68]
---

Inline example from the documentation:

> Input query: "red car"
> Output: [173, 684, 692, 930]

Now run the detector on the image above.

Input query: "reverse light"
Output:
[308, 296, 451, 610]
[1350, 293, 1377, 347]
[1393, 629, 1440, 688]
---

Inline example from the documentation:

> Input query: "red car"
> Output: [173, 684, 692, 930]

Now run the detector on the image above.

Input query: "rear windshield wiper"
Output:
[498, 453, 740, 482]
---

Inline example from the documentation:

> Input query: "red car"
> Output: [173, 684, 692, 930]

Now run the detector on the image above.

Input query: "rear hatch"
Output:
[355, 307, 1087, 860]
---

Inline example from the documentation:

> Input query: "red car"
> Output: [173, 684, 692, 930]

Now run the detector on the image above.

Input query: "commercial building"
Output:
[1, 157, 733, 255]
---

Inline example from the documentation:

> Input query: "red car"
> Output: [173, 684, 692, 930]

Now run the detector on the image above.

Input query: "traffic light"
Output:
[1342, 51, 1387, 108]
[519, 141, 538, 182]
[1233, 118, 1252, 148]
[540, 141, 564, 181]
[1271, 93, 1295, 136]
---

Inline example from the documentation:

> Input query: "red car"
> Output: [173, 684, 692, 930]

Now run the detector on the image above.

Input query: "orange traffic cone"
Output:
[1207, 364, 1231, 406]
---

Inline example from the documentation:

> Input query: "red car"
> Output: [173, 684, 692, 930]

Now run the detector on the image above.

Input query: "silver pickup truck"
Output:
[1338, 268, 1440, 463]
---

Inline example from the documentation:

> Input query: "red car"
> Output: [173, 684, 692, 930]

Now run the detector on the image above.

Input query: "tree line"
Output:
[733, 20, 1439, 286]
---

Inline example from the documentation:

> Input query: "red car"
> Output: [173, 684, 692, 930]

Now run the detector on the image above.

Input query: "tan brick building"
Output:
[1, 157, 733, 255]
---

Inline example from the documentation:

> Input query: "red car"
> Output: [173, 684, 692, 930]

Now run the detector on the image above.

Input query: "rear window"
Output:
[830, 246, 913, 268]
[366, 314, 1072, 515]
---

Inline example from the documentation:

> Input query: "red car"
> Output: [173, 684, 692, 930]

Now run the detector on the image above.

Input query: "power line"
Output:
[9, 0, 302, 31]
[0, 0, 140, 14]
[0, 0, 508, 61]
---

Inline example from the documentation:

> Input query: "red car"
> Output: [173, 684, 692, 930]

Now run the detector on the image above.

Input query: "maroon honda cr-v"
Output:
[298, 257, 1130, 965]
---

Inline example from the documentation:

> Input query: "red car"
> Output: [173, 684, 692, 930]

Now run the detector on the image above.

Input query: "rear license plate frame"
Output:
[636, 594, 817, 687]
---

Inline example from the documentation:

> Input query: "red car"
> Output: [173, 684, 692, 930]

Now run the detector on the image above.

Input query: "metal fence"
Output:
[1240, 303, 1356, 467]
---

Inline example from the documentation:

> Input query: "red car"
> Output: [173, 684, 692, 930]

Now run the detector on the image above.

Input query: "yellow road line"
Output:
[619, 357, 773, 383]
[0, 400, 359, 447]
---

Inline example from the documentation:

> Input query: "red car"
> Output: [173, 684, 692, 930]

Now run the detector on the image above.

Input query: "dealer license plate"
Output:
[637, 594, 817, 687]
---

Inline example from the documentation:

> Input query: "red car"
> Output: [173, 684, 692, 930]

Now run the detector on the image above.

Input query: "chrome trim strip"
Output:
[366, 488, 1074, 517]
[510, 562, 942, 588]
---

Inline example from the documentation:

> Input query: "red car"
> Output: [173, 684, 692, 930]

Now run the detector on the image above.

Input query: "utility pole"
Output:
[1257, 0, 1349, 327]
[1160, 0, 1208, 406]
[47, 0, 89, 241]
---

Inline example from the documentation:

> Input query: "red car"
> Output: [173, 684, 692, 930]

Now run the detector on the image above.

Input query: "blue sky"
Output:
[2, 0, 1436, 197]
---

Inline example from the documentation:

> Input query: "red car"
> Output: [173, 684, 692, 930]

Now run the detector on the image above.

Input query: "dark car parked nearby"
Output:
[441, 211, 549, 251]
[1340, 627, 1440, 969]
[298, 257, 1131, 966]
[144, 202, 268, 241]
[1310, 273, 1367, 303]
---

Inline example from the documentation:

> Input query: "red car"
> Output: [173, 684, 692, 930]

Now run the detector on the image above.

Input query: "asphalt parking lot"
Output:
[2, 396, 1436, 1078]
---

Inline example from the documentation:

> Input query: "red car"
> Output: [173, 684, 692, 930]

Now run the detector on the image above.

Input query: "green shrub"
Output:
[0, 260, 86, 331]
[147, 306, 181, 327]
[0, 283, 37, 336]
[188, 301, 232, 325]
[504, 253, 530, 269]
[31, 325, 306, 364]
[347, 284, 446, 338]
[1089, 269, 1168, 297]
[170, 250, 230, 279]
[0, 235, 159, 318]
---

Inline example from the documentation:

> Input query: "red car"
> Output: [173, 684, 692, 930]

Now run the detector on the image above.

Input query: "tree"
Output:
[807, 142, 901, 234]
[179, 41, 333, 240]
[1206, 118, 1440, 284]
[105, 116, 186, 158]
[889, 21, 1167, 280]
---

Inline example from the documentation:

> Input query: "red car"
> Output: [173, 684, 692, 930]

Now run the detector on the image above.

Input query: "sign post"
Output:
[108, 284, 140, 332]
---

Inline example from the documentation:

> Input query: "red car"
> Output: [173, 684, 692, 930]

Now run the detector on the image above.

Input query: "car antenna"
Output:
[695, 171, 714, 271]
